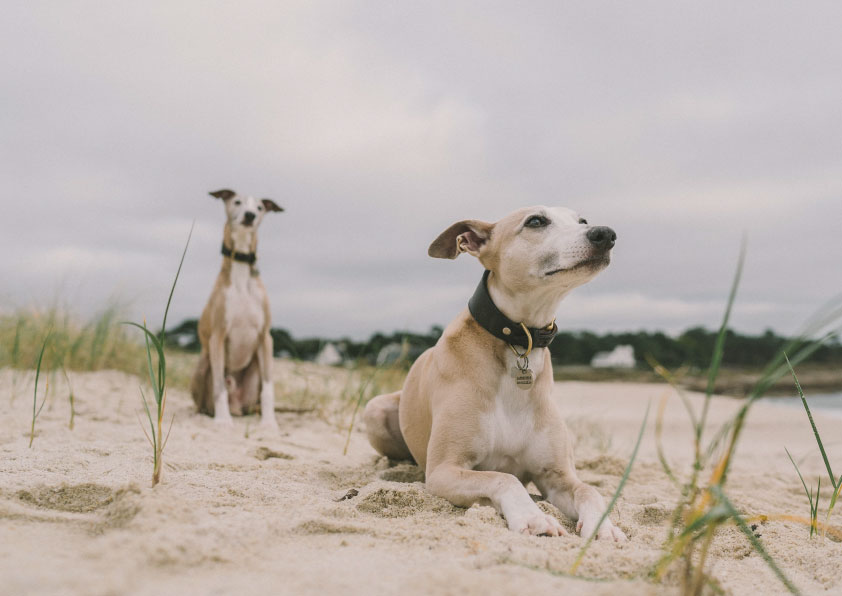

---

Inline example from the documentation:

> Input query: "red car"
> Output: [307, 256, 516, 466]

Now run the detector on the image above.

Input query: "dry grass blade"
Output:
[61, 366, 76, 431]
[342, 341, 409, 455]
[342, 360, 387, 456]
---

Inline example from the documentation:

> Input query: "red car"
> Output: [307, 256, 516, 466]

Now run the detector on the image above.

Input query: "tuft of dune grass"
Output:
[0, 303, 145, 376]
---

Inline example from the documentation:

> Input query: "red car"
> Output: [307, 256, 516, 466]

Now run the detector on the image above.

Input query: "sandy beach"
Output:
[1, 362, 840, 596]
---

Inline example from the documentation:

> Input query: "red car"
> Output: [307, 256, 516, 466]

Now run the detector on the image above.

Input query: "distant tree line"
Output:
[164, 319, 841, 369]
[549, 327, 841, 369]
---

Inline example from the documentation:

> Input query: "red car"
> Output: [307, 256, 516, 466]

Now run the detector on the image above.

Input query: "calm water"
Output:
[759, 392, 842, 417]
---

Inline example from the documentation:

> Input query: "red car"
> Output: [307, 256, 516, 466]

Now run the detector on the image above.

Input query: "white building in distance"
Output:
[315, 343, 343, 366]
[590, 345, 636, 369]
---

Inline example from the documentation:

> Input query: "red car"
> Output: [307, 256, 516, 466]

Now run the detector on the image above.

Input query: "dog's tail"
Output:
[363, 391, 414, 461]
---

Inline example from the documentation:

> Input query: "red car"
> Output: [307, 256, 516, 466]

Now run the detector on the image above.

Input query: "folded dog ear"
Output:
[209, 189, 236, 200]
[261, 199, 284, 212]
[428, 219, 493, 259]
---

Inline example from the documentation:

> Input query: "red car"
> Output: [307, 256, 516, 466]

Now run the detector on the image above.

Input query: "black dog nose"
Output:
[243, 211, 256, 224]
[586, 226, 617, 249]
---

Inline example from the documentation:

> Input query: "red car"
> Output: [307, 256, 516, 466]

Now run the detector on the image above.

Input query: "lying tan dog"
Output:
[364, 207, 626, 540]
[190, 189, 283, 428]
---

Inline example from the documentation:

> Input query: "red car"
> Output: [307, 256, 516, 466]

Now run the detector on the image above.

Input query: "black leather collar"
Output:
[468, 270, 558, 349]
[221, 243, 256, 265]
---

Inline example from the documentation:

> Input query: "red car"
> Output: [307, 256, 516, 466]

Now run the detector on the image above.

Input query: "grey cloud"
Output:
[2, 1, 840, 339]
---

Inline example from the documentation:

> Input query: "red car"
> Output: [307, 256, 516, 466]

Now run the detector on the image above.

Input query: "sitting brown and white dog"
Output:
[190, 189, 283, 428]
[364, 206, 626, 540]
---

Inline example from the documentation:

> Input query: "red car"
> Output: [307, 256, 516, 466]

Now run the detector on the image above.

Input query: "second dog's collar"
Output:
[221, 243, 257, 265]
[468, 270, 558, 350]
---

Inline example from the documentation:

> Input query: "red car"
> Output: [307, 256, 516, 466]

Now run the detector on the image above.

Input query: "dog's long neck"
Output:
[486, 271, 570, 329]
[222, 223, 258, 288]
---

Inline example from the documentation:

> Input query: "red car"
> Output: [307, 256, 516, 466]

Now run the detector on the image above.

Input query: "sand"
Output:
[1, 363, 841, 596]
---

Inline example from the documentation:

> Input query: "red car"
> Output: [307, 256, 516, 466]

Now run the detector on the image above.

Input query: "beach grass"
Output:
[61, 366, 76, 430]
[647, 244, 842, 595]
[123, 224, 192, 487]
[785, 447, 820, 537]
[786, 357, 842, 539]
[1, 301, 146, 405]
[28, 332, 50, 448]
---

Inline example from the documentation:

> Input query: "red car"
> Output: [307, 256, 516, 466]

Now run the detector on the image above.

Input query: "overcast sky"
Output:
[2, 1, 841, 339]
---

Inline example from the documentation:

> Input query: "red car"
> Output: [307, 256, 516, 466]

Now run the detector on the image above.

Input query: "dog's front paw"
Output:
[258, 414, 279, 432]
[577, 518, 627, 542]
[213, 412, 235, 428]
[509, 510, 566, 537]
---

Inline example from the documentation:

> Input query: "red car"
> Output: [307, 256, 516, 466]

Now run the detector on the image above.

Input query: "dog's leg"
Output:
[237, 356, 261, 415]
[225, 374, 244, 415]
[427, 463, 565, 536]
[533, 432, 627, 541]
[190, 349, 214, 416]
[363, 392, 413, 461]
[208, 331, 233, 426]
[256, 332, 278, 430]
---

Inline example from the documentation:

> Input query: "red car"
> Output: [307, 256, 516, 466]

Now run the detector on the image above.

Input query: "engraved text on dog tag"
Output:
[514, 368, 534, 390]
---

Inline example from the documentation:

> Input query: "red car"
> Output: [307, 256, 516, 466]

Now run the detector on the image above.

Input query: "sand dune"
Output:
[1, 365, 840, 595]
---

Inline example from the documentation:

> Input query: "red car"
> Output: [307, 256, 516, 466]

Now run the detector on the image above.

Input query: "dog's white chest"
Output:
[223, 264, 265, 370]
[475, 350, 549, 477]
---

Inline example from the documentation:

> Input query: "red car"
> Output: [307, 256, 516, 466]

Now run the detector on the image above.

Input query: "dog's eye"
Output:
[524, 215, 549, 229]
[578, 218, 588, 225]
[234, 200, 242, 206]
[257, 205, 264, 211]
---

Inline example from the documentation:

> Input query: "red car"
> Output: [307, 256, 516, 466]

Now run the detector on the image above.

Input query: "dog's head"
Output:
[210, 189, 283, 231]
[428, 206, 615, 292]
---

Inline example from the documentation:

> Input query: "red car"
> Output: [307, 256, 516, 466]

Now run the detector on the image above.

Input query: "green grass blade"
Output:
[699, 240, 745, 438]
[12, 317, 23, 368]
[32, 332, 50, 417]
[786, 447, 817, 538]
[151, 329, 166, 403]
[826, 481, 841, 536]
[713, 335, 837, 484]
[30, 332, 51, 447]
[786, 355, 836, 489]
[571, 400, 651, 574]
[785, 447, 812, 503]
[160, 221, 194, 339]
[750, 331, 838, 401]
[142, 324, 159, 402]
[676, 505, 732, 540]
[123, 321, 165, 404]
[713, 487, 800, 595]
